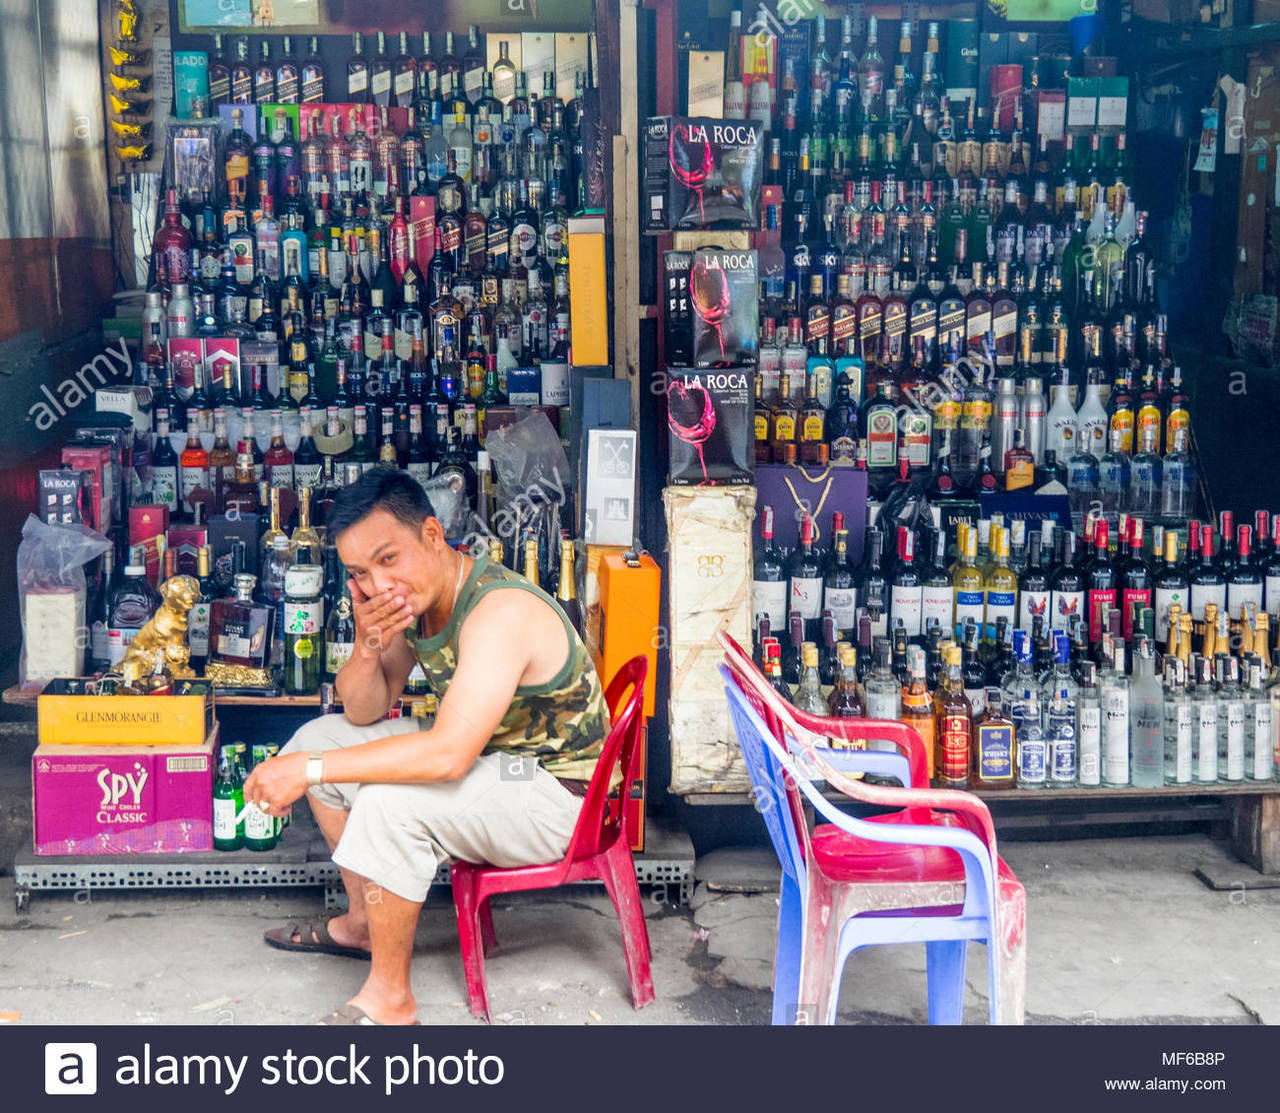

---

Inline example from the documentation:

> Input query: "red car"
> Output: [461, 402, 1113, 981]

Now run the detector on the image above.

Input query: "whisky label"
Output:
[1005, 457, 1034, 490]
[1018, 733, 1046, 784]
[801, 415, 824, 442]
[188, 602, 211, 657]
[938, 715, 970, 782]
[977, 723, 1013, 783]
[1049, 721, 1077, 783]
[773, 415, 795, 441]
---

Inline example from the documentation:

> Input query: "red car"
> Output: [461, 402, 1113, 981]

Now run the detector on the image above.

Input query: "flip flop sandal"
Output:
[264, 918, 372, 960]
[319, 1003, 421, 1026]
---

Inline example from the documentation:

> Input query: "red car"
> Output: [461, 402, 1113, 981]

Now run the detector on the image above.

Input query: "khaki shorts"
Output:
[280, 714, 583, 903]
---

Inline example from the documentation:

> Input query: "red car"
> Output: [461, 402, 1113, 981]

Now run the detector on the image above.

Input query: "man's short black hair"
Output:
[325, 467, 437, 539]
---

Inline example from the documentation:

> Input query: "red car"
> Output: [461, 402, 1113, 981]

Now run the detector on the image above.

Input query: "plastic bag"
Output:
[17, 516, 112, 689]
[483, 412, 572, 581]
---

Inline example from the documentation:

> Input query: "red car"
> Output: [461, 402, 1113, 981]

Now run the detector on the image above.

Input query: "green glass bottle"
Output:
[283, 564, 325, 694]
[244, 743, 277, 851]
[213, 749, 244, 851]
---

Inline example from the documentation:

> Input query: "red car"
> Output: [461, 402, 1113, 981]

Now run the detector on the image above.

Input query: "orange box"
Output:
[595, 552, 661, 720]
[38, 691, 215, 747]
[568, 216, 608, 367]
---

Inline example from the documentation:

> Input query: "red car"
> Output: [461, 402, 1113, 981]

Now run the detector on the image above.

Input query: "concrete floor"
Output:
[2, 832, 1278, 1026]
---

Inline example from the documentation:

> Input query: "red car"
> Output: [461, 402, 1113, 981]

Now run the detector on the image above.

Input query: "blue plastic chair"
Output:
[718, 658, 1026, 1026]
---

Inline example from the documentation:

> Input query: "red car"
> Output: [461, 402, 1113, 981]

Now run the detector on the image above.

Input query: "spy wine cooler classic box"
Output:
[32, 733, 217, 855]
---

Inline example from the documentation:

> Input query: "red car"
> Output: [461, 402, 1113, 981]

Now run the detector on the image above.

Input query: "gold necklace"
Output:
[781, 468, 836, 543]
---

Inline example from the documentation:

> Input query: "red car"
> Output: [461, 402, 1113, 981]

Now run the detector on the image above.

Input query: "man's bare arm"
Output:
[315, 592, 536, 783]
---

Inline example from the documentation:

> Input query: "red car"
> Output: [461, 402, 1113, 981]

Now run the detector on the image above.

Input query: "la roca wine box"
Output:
[32, 732, 216, 855]
[689, 247, 758, 367]
[644, 116, 764, 231]
[666, 365, 753, 487]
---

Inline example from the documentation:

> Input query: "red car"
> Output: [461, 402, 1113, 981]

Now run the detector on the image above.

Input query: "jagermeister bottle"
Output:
[243, 743, 277, 851]
[213, 747, 244, 851]
[324, 577, 356, 682]
[282, 563, 325, 693]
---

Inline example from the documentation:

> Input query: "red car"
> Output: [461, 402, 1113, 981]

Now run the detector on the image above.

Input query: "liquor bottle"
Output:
[1099, 641, 1131, 786]
[1189, 654, 1219, 784]
[792, 643, 828, 721]
[822, 526, 858, 642]
[1119, 517, 1152, 645]
[179, 426, 210, 521]
[151, 410, 180, 513]
[863, 634, 901, 726]
[230, 36, 253, 105]
[920, 529, 954, 639]
[1151, 528, 1189, 647]
[1015, 678, 1047, 791]
[788, 515, 825, 643]
[107, 547, 162, 666]
[1045, 685, 1078, 789]
[346, 31, 369, 103]
[1074, 660, 1102, 788]
[253, 38, 276, 104]
[828, 644, 865, 719]
[972, 688, 1015, 790]
[554, 539, 584, 639]
[1160, 427, 1196, 528]
[1076, 367, 1109, 458]
[1246, 658, 1274, 781]
[900, 644, 937, 782]
[764, 642, 795, 702]
[1217, 655, 1247, 782]
[1190, 525, 1225, 650]
[282, 563, 324, 695]
[301, 35, 326, 103]
[1003, 427, 1035, 491]
[1228, 524, 1264, 625]
[780, 612, 804, 686]
[889, 525, 923, 641]
[213, 749, 244, 851]
[1018, 530, 1050, 633]
[1128, 637, 1164, 788]
[857, 527, 889, 640]
[1160, 656, 1193, 786]
[984, 527, 1018, 647]
[323, 575, 355, 684]
[186, 546, 216, 674]
[1085, 517, 1117, 646]
[936, 645, 973, 788]
[952, 523, 985, 639]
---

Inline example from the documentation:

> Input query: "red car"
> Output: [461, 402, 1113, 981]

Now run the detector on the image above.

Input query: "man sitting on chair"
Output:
[245, 469, 609, 1025]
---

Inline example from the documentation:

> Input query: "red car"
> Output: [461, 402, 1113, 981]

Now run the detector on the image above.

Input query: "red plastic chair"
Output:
[718, 631, 1027, 1025]
[450, 655, 654, 1022]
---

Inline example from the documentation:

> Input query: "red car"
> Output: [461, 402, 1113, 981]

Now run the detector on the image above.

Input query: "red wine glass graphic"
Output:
[667, 378, 717, 485]
[690, 259, 732, 360]
[669, 123, 714, 223]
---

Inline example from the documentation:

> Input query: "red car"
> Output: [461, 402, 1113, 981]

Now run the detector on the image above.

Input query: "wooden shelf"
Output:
[2, 684, 328, 710]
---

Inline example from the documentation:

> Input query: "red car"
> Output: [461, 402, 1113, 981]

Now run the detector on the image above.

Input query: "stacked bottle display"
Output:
[149, 25, 589, 532]
[738, 14, 1179, 502]
[752, 506, 1280, 789]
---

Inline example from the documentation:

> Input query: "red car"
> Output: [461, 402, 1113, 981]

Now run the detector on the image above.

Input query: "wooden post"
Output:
[1231, 795, 1280, 874]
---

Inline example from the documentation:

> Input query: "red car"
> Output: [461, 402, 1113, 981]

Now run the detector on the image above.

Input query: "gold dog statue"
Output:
[108, 575, 200, 681]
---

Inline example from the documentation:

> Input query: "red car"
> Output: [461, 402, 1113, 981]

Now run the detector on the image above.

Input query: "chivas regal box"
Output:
[644, 116, 764, 232]
[33, 732, 216, 855]
[663, 485, 756, 794]
[665, 365, 753, 487]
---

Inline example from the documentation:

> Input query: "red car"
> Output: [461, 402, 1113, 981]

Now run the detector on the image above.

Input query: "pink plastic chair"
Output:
[450, 656, 654, 1023]
[718, 631, 1027, 1025]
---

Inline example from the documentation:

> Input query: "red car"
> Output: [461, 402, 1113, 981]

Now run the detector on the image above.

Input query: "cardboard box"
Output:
[664, 485, 756, 794]
[32, 734, 215, 855]
[521, 32, 556, 95]
[568, 216, 608, 367]
[644, 116, 764, 232]
[38, 469, 91, 527]
[60, 445, 112, 533]
[38, 687, 215, 747]
[1067, 77, 1099, 130]
[554, 32, 591, 98]
[687, 51, 726, 117]
[595, 552, 661, 719]
[584, 429, 636, 547]
[129, 504, 170, 585]
[97, 385, 153, 434]
[1097, 77, 1130, 129]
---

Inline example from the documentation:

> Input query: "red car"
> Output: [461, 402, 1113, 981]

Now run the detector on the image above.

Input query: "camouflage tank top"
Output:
[406, 554, 613, 784]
